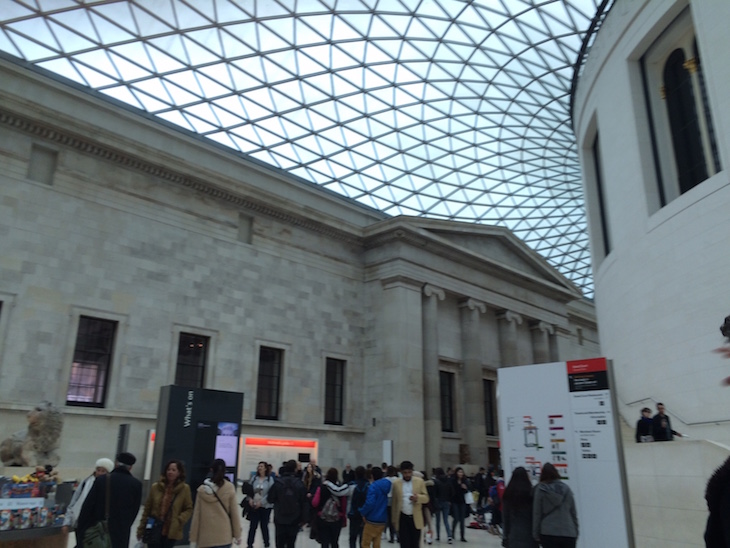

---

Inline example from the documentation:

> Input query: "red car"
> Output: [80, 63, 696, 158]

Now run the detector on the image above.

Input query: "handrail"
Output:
[569, 0, 616, 128]
[622, 397, 730, 426]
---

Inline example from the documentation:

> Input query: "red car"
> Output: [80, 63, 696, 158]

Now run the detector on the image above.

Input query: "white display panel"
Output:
[498, 358, 632, 548]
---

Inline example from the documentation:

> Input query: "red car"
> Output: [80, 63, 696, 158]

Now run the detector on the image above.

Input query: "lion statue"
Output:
[0, 402, 64, 466]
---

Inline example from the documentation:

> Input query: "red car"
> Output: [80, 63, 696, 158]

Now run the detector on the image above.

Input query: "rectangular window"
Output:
[440, 371, 455, 432]
[592, 134, 611, 257]
[324, 358, 345, 425]
[175, 333, 209, 388]
[484, 379, 497, 436]
[256, 347, 282, 420]
[67, 316, 116, 407]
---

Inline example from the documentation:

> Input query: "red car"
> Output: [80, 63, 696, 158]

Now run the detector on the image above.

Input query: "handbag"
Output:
[464, 490, 474, 505]
[142, 518, 164, 544]
[143, 492, 178, 544]
[82, 475, 111, 548]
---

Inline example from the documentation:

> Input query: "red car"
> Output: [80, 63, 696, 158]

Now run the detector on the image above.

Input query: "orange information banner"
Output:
[245, 437, 317, 448]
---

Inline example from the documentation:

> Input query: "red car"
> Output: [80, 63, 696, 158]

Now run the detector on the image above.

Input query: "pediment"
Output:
[429, 229, 548, 279]
[364, 216, 580, 297]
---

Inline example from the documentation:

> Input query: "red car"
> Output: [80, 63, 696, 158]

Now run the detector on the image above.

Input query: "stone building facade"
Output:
[0, 58, 599, 473]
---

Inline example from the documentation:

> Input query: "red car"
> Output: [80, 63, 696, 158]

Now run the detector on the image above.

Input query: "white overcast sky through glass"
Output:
[0, 0, 603, 297]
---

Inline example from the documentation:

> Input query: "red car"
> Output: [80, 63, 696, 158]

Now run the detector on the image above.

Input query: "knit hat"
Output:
[95, 458, 114, 473]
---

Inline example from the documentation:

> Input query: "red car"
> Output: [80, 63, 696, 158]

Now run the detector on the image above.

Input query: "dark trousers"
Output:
[275, 523, 300, 548]
[398, 513, 419, 548]
[540, 535, 577, 548]
[148, 538, 176, 548]
[451, 503, 467, 540]
[349, 515, 364, 548]
[387, 505, 397, 541]
[318, 519, 342, 548]
[248, 507, 272, 547]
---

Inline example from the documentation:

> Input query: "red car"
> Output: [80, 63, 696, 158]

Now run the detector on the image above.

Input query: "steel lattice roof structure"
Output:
[0, 0, 607, 297]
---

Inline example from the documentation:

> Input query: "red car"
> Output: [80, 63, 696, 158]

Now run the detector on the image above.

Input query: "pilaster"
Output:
[459, 298, 487, 465]
[422, 284, 445, 473]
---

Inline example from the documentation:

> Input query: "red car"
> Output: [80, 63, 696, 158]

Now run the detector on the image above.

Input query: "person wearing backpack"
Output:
[267, 459, 307, 548]
[312, 468, 349, 548]
[347, 466, 369, 548]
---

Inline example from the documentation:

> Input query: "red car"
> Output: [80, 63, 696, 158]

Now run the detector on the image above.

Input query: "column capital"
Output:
[530, 321, 555, 335]
[423, 284, 446, 300]
[459, 298, 486, 314]
[498, 310, 523, 325]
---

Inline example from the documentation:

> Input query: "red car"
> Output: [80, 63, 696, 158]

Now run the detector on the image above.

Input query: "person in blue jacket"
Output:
[359, 466, 392, 548]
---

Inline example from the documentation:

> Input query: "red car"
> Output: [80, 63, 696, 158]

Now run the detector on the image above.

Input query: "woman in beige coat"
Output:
[136, 459, 193, 548]
[189, 458, 242, 548]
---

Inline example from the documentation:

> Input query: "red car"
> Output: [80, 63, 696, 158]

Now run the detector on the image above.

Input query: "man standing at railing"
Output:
[652, 402, 682, 441]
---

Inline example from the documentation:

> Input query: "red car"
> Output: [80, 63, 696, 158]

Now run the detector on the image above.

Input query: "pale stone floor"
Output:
[66, 512, 502, 547]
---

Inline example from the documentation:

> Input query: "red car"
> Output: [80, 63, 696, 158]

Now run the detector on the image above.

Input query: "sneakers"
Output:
[426, 532, 433, 545]
[447, 538, 453, 545]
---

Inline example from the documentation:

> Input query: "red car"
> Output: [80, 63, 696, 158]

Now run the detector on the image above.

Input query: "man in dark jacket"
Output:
[77, 452, 142, 548]
[652, 402, 682, 441]
[348, 466, 369, 548]
[268, 459, 307, 548]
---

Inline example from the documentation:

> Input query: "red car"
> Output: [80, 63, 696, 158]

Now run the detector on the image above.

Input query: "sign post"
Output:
[498, 358, 633, 548]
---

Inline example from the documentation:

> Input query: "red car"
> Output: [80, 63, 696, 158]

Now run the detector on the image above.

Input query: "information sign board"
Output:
[498, 358, 632, 548]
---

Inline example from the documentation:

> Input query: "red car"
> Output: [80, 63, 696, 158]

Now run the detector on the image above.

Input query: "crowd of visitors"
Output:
[62, 452, 582, 548]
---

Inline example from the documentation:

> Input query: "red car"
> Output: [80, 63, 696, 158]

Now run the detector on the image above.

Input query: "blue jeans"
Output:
[451, 503, 467, 540]
[434, 501, 452, 540]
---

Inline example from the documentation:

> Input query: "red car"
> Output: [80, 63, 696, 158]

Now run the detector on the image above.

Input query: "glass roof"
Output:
[0, 0, 602, 297]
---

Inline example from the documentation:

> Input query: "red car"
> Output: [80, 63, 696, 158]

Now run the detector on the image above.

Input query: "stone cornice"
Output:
[0, 109, 363, 246]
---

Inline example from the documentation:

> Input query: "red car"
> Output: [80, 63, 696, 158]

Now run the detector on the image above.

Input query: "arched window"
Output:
[663, 48, 706, 193]
[641, 8, 721, 207]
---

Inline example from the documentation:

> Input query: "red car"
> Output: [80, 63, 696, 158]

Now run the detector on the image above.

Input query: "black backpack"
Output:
[274, 476, 302, 524]
[348, 481, 369, 518]
[436, 477, 454, 502]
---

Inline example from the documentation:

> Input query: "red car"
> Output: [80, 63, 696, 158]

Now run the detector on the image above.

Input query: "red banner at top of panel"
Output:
[245, 438, 317, 448]
[566, 357, 607, 374]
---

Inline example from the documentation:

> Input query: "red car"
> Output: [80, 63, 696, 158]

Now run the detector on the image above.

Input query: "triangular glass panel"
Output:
[89, 3, 138, 37]
[130, 4, 173, 35]
[107, 49, 155, 81]
[7, 19, 60, 53]
[131, 87, 171, 112]
[171, 0, 212, 28]
[331, 14, 365, 41]
[100, 85, 144, 109]
[293, 17, 326, 46]
[157, 110, 196, 134]
[47, 20, 98, 53]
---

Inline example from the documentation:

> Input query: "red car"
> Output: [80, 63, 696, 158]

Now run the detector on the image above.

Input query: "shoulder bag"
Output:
[82, 475, 111, 548]
[143, 491, 177, 544]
